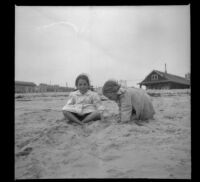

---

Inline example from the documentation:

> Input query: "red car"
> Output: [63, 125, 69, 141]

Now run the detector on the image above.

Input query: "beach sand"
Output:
[15, 90, 191, 179]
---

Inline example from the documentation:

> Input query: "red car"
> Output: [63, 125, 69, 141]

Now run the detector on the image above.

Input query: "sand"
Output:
[15, 89, 191, 179]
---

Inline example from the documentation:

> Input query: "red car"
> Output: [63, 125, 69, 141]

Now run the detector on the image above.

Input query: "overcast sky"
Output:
[15, 5, 190, 87]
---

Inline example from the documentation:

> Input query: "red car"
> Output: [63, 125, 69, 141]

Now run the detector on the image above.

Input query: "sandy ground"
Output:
[15, 89, 191, 179]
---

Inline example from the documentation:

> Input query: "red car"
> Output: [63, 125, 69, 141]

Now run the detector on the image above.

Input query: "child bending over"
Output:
[62, 74, 103, 125]
[102, 80, 155, 124]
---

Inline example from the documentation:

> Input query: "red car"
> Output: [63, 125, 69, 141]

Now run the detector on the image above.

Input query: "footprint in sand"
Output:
[16, 147, 33, 157]
[163, 115, 175, 120]
[102, 155, 120, 161]
[62, 156, 80, 165]
[103, 143, 121, 152]
[123, 133, 131, 137]
[43, 109, 52, 112]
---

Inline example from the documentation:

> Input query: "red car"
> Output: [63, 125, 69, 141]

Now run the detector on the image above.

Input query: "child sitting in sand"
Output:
[62, 74, 103, 125]
[102, 80, 155, 124]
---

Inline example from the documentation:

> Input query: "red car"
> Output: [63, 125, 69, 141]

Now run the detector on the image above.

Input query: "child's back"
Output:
[119, 87, 155, 121]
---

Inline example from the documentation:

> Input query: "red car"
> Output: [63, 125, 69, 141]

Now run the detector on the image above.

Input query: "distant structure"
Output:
[185, 72, 190, 80]
[15, 81, 75, 93]
[138, 70, 190, 89]
[37, 83, 74, 92]
[37, 83, 48, 92]
[15, 81, 37, 93]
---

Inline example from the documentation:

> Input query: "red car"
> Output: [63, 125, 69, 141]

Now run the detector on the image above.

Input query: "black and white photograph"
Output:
[15, 5, 191, 179]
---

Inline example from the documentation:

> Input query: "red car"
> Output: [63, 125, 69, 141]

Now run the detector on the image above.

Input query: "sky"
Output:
[15, 5, 190, 87]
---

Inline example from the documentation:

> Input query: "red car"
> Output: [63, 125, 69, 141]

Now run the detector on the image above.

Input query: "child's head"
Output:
[75, 74, 90, 94]
[102, 80, 121, 101]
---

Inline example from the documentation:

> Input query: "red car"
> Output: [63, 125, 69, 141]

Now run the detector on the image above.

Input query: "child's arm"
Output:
[66, 92, 75, 105]
[119, 94, 132, 122]
[62, 92, 82, 113]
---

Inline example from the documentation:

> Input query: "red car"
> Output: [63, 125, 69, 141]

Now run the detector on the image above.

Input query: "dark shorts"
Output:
[71, 112, 91, 121]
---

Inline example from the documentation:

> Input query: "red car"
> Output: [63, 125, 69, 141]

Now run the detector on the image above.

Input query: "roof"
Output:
[15, 81, 37, 87]
[139, 70, 190, 85]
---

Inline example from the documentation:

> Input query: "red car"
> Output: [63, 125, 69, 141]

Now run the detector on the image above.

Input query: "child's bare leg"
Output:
[82, 111, 101, 123]
[62, 110, 83, 125]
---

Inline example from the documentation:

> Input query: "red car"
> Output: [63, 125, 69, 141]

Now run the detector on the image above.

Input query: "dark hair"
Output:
[75, 74, 90, 87]
[102, 80, 120, 95]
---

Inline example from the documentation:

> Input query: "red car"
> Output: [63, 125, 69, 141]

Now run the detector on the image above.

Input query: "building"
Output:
[15, 81, 37, 93]
[58, 86, 74, 92]
[138, 70, 190, 89]
[37, 83, 48, 92]
[36, 83, 74, 92]
[185, 73, 190, 80]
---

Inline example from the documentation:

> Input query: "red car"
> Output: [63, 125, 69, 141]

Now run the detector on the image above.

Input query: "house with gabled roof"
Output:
[138, 70, 190, 89]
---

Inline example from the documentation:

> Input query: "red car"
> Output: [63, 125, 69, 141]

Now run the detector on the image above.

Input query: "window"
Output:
[151, 74, 158, 80]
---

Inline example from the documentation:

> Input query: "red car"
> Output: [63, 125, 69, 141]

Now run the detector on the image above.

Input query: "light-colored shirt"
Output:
[117, 87, 155, 121]
[62, 90, 104, 115]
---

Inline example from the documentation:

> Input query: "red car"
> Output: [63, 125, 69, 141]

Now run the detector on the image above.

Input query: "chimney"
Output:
[165, 63, 167, 73]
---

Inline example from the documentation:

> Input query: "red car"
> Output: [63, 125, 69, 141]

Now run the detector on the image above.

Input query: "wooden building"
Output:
[36, 83, 74, 92]
[138, 70, 190, 89]
[15, 81, 37, 93]
[37, 83, 48, 92]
